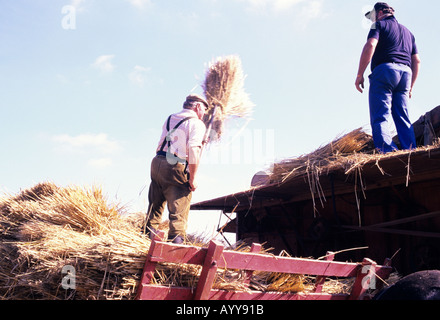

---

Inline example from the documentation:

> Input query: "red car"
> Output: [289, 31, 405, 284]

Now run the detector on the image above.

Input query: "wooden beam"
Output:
[363, 210, 440, 228]
[135, 231, 166, 300]
[313, 251, 335, 293]
[243, 243, 262, 286]
[136, 285, 351, 300]
[342, 225, 440, 238]
[349, 258, 377, 300]
[194, 240, 224, 300]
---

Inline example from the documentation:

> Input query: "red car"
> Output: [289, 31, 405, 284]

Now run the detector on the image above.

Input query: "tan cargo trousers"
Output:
[146, 155, 192, 239]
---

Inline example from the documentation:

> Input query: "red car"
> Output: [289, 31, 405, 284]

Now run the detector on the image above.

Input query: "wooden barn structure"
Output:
[191, 107, 440, 275]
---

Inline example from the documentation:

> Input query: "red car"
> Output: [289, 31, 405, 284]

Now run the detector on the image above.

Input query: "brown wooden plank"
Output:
[342, 225, 440, 238]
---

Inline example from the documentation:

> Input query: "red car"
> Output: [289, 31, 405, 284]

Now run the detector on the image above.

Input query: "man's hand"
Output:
[410, 54, 421, 100]
[188, 177, 197, 192]
[355, 75, 365, 93]
[355, 38, 377, 94]
[187, 146, 201, 192]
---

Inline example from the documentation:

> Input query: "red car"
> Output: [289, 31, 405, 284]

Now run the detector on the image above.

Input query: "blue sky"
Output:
[1, 0, 439, 237]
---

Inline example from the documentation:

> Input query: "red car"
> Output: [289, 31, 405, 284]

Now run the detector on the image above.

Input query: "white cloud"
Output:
[70, 0, 87, 12]
[301, 1, 324, 20]
[126, 0, 152, 9]
[296, 0, 327, 27]
[56, 74, 69, 84]
[238, 0, 327, 21]
[52, 133, 122, 154]
[129, 65, 151, 87]
[240, 0, 266, 12]
[71, 0, 85, 7]
[92, 55, 115, 74]
[88, 158, 113, 168]
[240, 0, 305, 13]
[273, 0, 305, 11]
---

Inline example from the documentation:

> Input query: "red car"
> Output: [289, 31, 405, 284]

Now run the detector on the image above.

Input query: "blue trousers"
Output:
[369, 63, 416, 153]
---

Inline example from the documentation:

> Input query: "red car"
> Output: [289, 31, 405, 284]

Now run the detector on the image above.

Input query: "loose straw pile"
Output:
[0, 182, 151, 299]
[0, 183, 304, 299]
[202, 55, 255, 142]
[0, 182, 383, 299]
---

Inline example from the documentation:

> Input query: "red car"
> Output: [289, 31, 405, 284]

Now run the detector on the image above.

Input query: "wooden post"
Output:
[313, 251, 335, 293]
[243, 243, 262, 286]
[374, 258, 392, 293]
[135, 231, 165, 300]
[194, 240, 224, 300]
[349, 258, 377, 300]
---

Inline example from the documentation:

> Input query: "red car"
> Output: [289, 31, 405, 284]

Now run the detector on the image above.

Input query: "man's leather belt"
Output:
[156, 151, 187, 164]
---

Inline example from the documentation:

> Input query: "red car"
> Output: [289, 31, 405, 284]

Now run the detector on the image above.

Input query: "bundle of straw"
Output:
[0, 182, 151, 299]
[202, 55, 255, 142]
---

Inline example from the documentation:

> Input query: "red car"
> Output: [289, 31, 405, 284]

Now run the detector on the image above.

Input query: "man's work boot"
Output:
[169, 235, 184, 244]
[147, 227, 159, 240]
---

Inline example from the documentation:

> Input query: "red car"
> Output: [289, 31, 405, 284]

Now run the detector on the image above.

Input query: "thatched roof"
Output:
[191, 129, 440, 213]
[268, 128, 374, 185]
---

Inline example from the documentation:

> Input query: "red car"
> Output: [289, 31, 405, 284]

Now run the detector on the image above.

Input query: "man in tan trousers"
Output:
[145, 94, 208, 243]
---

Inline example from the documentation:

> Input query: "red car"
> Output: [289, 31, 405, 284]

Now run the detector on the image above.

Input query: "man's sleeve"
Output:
[368, 22, 380, 40]
[411, 34, 418, 55]
[156, 119, 168, 151]
[188, 120, 206, 149]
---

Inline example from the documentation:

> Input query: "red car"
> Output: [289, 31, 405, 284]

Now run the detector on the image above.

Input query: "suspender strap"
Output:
[158, 115, 172, 153]
[158, 115, 195, 154]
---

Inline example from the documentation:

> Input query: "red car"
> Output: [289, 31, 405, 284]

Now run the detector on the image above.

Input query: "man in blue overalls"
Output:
[355, 2, 421, 153]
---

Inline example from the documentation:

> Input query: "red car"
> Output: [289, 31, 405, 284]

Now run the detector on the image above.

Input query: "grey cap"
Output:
[186, 94, 209, 108]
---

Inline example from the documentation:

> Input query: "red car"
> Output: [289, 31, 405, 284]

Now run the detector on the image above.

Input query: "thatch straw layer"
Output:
[269, 128, 374, 185]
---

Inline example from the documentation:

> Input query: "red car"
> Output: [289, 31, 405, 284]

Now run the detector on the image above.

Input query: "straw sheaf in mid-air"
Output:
[202, 55, 255, 142]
